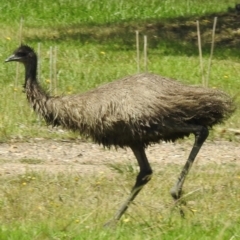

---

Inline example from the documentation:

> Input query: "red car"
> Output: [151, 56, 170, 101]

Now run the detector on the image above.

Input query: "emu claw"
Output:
[172, 196, 187, 218]
[179, 207, 185, 218]
[175, 200, 197, 219]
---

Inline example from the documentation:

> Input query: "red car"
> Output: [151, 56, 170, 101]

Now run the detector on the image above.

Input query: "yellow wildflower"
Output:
[123, 218, 130, 223]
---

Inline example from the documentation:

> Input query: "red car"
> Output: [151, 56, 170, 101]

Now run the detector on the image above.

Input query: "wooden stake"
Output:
[53, 46, 57, 95]
[49, 46, 53, 93]
[206, 17, 218, 87]
[196, 20, 205, 87]
[15, 17, 24, 98]
[136, 31, 140, 73]
[19, 17, 24, 45]
[144, 35, 148, 72]
[37, 43, 41, 82]
[37, 43, 41, 125]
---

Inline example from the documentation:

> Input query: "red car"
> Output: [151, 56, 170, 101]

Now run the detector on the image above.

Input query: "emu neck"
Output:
[24, 58, 38, 86]
[23, 58, 53, 124]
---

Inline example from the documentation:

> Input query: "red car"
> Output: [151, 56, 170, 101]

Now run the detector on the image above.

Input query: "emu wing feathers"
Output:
[46, 73, 235, 147]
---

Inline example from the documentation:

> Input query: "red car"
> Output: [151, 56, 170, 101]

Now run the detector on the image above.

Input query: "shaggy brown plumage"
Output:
[5, 45, 235, 224]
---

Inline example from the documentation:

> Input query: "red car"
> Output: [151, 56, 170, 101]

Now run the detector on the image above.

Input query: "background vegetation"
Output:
[1, 0, 240, 141]
[0, 0, 240, 239]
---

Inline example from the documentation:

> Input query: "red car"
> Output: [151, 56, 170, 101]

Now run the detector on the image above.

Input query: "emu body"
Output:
[5, 45, 235, 223]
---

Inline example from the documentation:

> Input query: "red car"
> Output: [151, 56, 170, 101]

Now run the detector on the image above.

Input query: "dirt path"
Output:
[0, 139, 239, 176]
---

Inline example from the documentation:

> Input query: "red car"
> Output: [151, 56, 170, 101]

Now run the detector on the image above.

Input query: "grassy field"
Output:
[0, 0, 240, 239]
[0, 163, 239, 239]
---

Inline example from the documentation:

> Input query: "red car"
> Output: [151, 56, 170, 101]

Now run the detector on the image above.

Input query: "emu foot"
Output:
[174, 199, 187, 218]
[103, 219, 118, 228]
[170, 187, 187, 218]
[176, 202, 198, 218]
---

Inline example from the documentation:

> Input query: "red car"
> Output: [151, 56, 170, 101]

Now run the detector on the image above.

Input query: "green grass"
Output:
[0, 0, 240, 238]
[0, 163, 239, 239]
[1, 0, 236, 27]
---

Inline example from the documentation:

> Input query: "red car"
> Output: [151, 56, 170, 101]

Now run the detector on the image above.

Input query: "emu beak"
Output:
[5, 54, 18, 63]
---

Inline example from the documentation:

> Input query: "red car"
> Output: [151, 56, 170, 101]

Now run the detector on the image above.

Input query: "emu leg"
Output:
[106, 146, 152, 224]
[170, 126, 209, 201]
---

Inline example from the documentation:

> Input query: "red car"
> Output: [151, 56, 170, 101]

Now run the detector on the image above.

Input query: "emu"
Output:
[5, 45, 235, 223]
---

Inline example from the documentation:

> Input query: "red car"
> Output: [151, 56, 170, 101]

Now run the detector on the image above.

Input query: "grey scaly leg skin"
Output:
[105, 125, 208, 226]
[105, 146, 152, 226]
[170, 126, 209, 202]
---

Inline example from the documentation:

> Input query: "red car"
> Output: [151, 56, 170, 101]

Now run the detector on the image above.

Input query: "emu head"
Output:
[5, 45, 36, 64]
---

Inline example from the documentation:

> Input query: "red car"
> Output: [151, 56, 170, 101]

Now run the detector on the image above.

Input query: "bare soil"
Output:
[0, 139, 239, 177]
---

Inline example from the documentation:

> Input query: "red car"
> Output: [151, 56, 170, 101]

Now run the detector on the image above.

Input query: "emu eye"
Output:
[17, 52, 27, 57]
